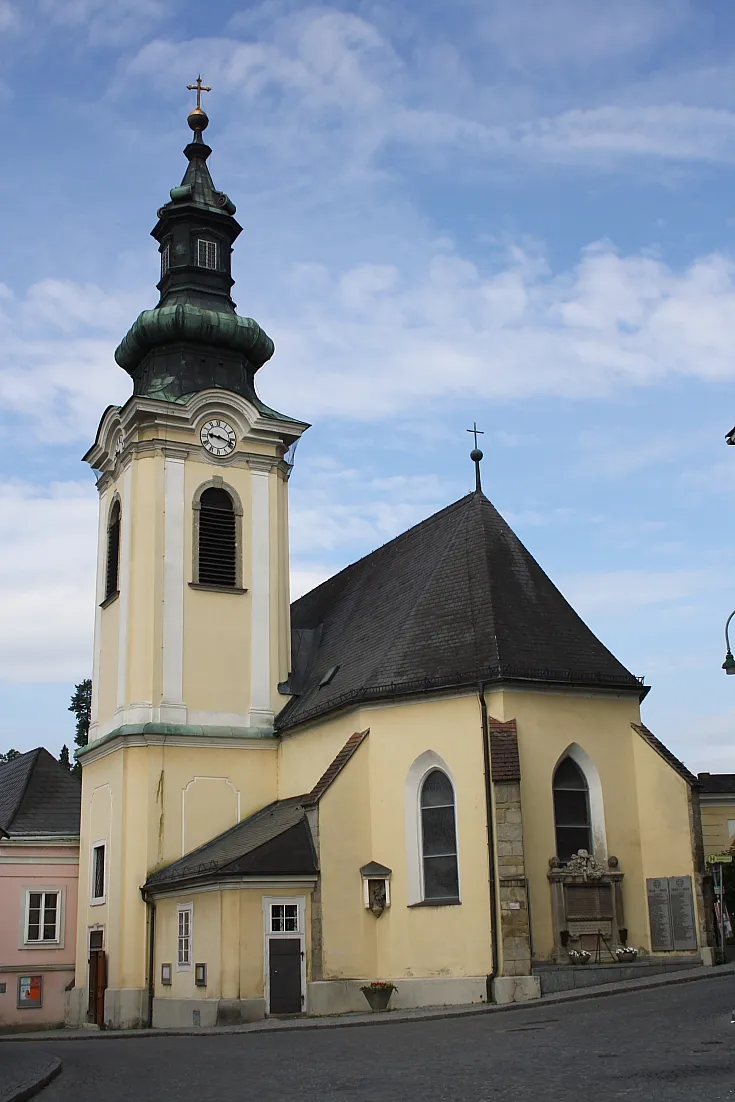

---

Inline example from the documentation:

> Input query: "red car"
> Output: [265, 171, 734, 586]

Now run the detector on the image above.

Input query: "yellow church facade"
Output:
[68, 95, 711, 1030]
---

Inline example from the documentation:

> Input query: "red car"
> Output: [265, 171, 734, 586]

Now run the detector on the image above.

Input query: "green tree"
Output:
[58, 744, 72, 771]
[69, 679, 92, 750]
[0, 748, 20, 762]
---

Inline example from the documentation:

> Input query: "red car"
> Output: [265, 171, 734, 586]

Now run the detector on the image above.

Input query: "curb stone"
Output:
[0, 1056, 61, 1102]
[1, 963, 734, 1044]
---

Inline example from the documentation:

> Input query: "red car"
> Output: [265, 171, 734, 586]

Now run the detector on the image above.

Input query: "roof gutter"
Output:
[140, 888, 156, 1029]
[479, 682, 500, 998]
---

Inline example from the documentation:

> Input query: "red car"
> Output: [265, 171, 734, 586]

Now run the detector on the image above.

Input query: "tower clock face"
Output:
[200, 418, 237, 456]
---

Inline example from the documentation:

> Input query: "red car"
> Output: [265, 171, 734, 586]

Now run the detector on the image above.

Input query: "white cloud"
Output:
[0, 480, 97, 681]
[558, 568, 718, 617]
[478, 0, 690, 70]
[6, 240, 735, 441]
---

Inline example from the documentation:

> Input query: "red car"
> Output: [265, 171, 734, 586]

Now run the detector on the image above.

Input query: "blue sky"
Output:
[1, 0, 735, 771]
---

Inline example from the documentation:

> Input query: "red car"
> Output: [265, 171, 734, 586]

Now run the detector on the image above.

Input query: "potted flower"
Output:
[616, 945, 638, 961]
[360, 980, 396, 1011]
[567, 948, 591, 965]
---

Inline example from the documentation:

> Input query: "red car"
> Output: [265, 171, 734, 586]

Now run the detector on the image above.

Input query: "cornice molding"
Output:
[79, 723, 278, 766]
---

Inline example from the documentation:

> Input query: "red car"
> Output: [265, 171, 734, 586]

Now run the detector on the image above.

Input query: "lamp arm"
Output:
[726, 610, 735, 655]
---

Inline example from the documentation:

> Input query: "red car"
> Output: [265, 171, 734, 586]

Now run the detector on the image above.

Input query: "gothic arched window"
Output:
[105, 499, 121, 601]
[196, 486, 237, 588]
[420, 770, 459, 900]
[553, 756, 592, 863]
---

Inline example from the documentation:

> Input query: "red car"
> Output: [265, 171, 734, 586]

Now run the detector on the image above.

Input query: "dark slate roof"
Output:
[631, 724, 697, 786]
[278, 491, 644, 732]
[697, 773, 735, 794]
[489, 719, 521, 782]
[0, 748, 81, 838]
[144, 796, 317, 891]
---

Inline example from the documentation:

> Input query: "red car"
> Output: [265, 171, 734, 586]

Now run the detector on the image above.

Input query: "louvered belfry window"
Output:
[198, 487, 237, 587]
[105, 500, 121, 600]
[553, 757, 592, 863]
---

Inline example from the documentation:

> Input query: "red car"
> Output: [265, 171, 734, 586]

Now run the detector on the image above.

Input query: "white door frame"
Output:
[262, 895, 306, 1015]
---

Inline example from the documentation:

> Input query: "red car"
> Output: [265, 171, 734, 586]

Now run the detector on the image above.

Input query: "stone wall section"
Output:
[490, 721, 532, 978]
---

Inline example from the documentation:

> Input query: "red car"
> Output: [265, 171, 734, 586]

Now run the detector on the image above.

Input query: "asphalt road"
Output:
[10, 978, 735, 1101]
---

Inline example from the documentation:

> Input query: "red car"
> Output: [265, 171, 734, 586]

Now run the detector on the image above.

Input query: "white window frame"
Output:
[728, 819, 735, 841]
[197, 238, 218, 270]
[177, 903, 193, 971]
[90, 840, 107, 905]
[23, 888, 63, 947]
[404, 750, 462, 906]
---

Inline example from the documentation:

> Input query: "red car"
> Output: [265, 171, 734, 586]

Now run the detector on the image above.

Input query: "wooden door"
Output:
[88, 949, 107, 1027]
[268, 939, 302, 1015]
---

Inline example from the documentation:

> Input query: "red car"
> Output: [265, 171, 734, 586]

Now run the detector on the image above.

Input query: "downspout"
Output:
[479, 683, 500, 999]
[141, 888, 156, 1029]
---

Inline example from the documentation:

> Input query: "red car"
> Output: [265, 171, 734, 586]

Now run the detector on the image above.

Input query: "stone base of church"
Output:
[64, 987, 87, 1028]
[104, 988, 148, 1029]
[491, 976, 541, 1004]
[306, 975, 489, 1016]
[152, 997, 266, 1028]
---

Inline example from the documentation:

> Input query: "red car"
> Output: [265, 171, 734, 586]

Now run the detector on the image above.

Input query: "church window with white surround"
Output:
[553, 756, 593, 863]
[177, 904, 193, 969]
[420, 770, 459, 901]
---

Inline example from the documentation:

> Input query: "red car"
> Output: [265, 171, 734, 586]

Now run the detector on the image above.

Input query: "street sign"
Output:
[706, 854, 733, 864]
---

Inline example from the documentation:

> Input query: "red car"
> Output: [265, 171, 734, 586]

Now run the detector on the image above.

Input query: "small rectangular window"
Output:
[161, 243, 170, 277]
[270, 903, 298, 933]
[25, 891, 60, 944]
[728, 819, 735, 840]
[177, 905, 193, 968]
[91, 844, 105, 903]
[197, 238, 218, 269]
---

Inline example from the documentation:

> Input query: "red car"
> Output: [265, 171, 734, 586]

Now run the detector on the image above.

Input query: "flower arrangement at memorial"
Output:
[615, 945, 638, 960]
[567, 948, 591, 964]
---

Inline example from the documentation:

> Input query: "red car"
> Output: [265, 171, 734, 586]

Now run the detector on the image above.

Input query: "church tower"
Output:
[70, 86, 307, 1028]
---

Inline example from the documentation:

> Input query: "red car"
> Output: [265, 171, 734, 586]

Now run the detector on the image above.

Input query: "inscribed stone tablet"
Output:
[647, 878, 673, 951]
[669, 876, 697, 950]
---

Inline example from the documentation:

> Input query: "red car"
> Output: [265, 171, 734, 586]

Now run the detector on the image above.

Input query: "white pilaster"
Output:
[89, 486, 109, 740]
[116, 463, 133, 714]
[249, 462, 273, 726]
[160, 455, 187, 723]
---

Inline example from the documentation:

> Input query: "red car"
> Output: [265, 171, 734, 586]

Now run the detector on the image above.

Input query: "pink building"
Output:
[0, 749, 81, 1030]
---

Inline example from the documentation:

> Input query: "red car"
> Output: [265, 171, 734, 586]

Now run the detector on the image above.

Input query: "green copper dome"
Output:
[114, 304, 274, 374]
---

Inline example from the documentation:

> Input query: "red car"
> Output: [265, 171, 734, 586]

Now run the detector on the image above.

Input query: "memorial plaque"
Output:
[567, 920, 612, 936]
[669, 876, 697, 950]
[647, 877, 673, 951]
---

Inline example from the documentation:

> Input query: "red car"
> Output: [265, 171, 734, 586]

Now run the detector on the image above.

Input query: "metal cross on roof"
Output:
[187, 75, 212, 110]
[467, 422, 484, 450]
[466, 422, 484, 493]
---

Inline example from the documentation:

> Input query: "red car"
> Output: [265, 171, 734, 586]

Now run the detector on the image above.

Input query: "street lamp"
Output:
[723, 610, 735, 674]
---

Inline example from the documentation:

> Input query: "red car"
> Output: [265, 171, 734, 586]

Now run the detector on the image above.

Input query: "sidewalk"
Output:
[2, 961, 734, 1046]
[0, 1053, 60, 1102]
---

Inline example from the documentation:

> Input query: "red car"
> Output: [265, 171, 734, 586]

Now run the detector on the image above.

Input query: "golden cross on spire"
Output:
[187, 75, 212, 110]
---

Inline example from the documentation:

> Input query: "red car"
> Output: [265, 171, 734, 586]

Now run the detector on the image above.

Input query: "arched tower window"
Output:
[105, 499, 121, 601]
[197, 487, 237, 588]
[420, 770, 459, 900]
[553, 757, 592, 863]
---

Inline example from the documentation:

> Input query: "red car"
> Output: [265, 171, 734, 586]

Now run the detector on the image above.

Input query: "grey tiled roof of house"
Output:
[697, 772, 735, 794]
[277, 491, 643, 732]
[144, 796, 317, 890]
[0, 748, 81, 838]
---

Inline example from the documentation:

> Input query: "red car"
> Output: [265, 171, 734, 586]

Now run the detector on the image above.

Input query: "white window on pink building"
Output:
[24, 890, 61, 944]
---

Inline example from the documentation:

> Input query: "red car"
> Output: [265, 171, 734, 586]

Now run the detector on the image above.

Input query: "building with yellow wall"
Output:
[68, 94, 711, 1030]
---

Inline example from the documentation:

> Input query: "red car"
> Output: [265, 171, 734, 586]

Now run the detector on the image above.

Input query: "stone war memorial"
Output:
[67, 83, 712, 1030]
